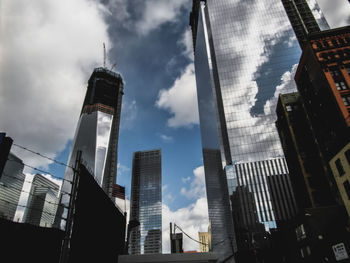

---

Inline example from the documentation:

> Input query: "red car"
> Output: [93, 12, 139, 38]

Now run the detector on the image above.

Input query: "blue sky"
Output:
[1, 0, 349, 253]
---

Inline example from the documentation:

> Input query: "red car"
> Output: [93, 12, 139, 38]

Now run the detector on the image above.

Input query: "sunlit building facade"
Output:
[189, 0, 328, 260]
[24, 174, 60, 227]
[198, 229, 211, 252]
[129, 149, 162, 255]
[56, 67, 124, 229]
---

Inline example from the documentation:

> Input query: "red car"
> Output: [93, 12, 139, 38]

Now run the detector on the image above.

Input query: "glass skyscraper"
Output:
[129, 149, 162, 255]
[190, 0, 328, 260]
[56, 67, 124, 229]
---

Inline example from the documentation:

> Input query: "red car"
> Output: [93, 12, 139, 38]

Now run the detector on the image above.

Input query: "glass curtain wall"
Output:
[191, 0, 328, 258]
[129, 149, 162, 255]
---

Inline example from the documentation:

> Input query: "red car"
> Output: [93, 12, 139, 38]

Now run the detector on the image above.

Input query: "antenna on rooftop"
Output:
[103, 42, 117, 71]
[103, 42, 106, 68]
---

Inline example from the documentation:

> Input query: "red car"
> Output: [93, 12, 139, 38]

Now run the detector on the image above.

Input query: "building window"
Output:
[296, 224, 306, 241]
[345, 64, 350, 75]
[345, 149, 350, 165]
[331, 69, 341, 77]
[335, 159, 345, 176]
[306, 246, 312, 255]
[342, 95, 350, 106]
[344, 181, 350, 200]
[335, 81, 348, 91]
[286, 105, 292, 112]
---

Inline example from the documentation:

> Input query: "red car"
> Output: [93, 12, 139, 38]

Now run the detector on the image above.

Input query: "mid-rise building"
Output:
[56, 67, 124, 229]
[24, 174, 60, 227]
[129, 149, 162, 255]
[171, 233, 183, 254]
[293, 26, 350, 207]
[0, 152, 25, 221]
[198, 228, 211, 252]
[295, 26, 350, 162]
[276, 92, 335, 208]
[329, 142, 350, 218]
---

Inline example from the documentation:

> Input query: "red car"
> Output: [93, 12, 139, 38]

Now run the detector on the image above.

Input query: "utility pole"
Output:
[59, 150, 82, 263]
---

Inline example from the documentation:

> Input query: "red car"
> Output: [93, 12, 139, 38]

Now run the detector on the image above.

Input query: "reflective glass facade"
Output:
[190, 0, 328, 258]
[192, 2, 236, 260]
[129, 149, 162, 255]
[227, 158, 297, 230]
[57, 67, 124, 229]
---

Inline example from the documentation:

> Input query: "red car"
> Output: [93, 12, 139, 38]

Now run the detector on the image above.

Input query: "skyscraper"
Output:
[281, 0, 329, 48]
[129, 149, 162, 255]
[189, 0, 328, 260]
[24, 173, 60, 227]
[0, 152, 25, 221]
[0, 133, 13, 178]
[57, 67, 124, 228]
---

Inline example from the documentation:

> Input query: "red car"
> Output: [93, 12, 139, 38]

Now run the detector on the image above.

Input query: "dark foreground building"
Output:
[119, 252, 218, 263]
[0, 164, 126, 263]
[0, 132, 13, 177]
[275, 26, 350, 263]
[295, 26, 350, 164]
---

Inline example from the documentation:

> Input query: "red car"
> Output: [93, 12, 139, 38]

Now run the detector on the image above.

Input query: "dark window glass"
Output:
[343, 181, 350, 200]
[335, 159, 345, 176]
[345, 149, 350, 165]
[330, 69, 340, 77]
[345, 64, 350, 75]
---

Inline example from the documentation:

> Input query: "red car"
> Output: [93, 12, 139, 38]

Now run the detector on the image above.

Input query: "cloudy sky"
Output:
[0, 0, 349, 253]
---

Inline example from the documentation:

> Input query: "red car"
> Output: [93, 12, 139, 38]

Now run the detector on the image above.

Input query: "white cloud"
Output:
[178, 28, 194, 61]
[156, 63, 199, 128]
[181, 165, 206, 200]
[0, 0, 111, 171]
[117, 162, 131, 175]
[120, 99, 138, 130]
[103, 0, 131, 28]
[135, 0, 189, 35]
[263, 64, 299, 116]
[160, 134, 173, 142]
[181, 176, 191, 183]
[162, 197, 209, 253]
[161, 165, 209, 252]
[317, 0, 350, 28]
[164, 193, 175, 205]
